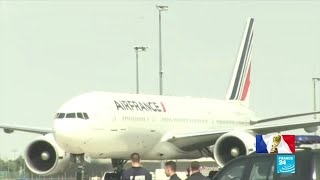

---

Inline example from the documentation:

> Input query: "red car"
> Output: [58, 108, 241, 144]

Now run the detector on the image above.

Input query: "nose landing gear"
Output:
[70, 154, 87, 180]
[103, 159, 128, 180]
[71, 154, 128, 180]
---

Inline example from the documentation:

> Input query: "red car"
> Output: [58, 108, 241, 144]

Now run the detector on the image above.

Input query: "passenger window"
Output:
[249, 159, 273, 180]
[57, 113, 65, 119]
[313, 154, 320, 180]
[77, 113, 84, 119]
[83, 113, 89, 119]
[214, 159, 248, 180]
[66, 113, 76, 118]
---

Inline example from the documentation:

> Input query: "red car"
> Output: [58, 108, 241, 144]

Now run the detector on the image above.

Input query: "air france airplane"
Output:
[1, 18, 320, 176]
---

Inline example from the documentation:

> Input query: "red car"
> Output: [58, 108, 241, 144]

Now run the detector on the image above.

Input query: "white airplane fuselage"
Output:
[53, 91, 255, 160]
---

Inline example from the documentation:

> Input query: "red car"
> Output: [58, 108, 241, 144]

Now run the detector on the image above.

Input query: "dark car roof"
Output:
[223, 148, 320, 166]
[213, 149, 320, 180]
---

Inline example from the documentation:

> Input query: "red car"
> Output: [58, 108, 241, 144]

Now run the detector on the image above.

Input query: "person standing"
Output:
[164, 161, 181, 180]
[121, 153, 152, 180]
[186, 161, 209, 180]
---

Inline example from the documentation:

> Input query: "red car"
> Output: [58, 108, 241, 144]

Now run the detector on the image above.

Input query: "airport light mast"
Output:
[312, 77, 320, 148]
[156, 5, 168, 95]
[134, 46, 148, 94]
[313, 77, 320, 118]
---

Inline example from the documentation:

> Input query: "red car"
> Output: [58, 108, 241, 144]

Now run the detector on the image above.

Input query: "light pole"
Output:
[6, 158, 9, 180]
[134, 46, 148, 94]
[313, 77, 320, 119]
[156, 5, 168, 95]
[12, 149, 17, 160]
[312, 77, 320, 149]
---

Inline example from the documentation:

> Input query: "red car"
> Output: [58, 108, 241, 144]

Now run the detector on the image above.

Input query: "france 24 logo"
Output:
[276, 154, 295, 174]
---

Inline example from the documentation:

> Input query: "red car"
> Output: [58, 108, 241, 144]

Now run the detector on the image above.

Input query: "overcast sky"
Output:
[1, 0, 320, 159]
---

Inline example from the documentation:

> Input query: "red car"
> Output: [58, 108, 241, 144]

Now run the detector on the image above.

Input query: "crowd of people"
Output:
[120, 153, 218, 180]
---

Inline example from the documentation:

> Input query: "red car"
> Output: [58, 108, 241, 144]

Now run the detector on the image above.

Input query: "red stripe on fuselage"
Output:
[241, 64, 251, 101]
[160, 102, 166, 112]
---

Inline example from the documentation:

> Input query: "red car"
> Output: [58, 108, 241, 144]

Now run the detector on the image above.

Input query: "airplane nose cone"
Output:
[53, 119, 86, 154]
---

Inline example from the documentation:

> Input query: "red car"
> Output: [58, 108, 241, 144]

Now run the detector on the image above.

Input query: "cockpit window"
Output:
[66, 113, 76, 118]
[57, 113, 65, 119]
[83, 113, 89, 120]
[77, 113, 84, 119]
[56, 112, 88, 119]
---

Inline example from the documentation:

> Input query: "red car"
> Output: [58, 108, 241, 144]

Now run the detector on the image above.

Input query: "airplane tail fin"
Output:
[226, 17, 254, 107]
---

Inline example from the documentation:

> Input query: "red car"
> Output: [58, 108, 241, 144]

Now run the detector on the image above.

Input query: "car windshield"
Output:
[312, 153, 320, 180]
[274, 152, 312, 180]
[214, 152, 316, 180]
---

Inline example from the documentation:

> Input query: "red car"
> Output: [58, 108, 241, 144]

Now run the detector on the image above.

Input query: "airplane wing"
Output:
[0, 125, 52, 135]
[249, 119, 320, 134]
[165, 129, 231, 151]
[164, 111, 320, 151]
[250, 111, 320, 124]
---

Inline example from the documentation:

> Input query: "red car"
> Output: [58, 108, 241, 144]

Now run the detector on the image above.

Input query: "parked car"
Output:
[212, 136, 320, 180]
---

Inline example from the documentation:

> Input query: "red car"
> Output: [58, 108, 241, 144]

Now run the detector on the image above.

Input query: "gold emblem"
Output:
[270, 135, 281, 154]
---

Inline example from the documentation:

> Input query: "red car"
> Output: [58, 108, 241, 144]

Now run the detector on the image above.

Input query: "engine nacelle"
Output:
[304, 126, 318, 133]
[25, 133, 71, 176]
[214, 131, 255, 167]
[3, 129, 14, 134]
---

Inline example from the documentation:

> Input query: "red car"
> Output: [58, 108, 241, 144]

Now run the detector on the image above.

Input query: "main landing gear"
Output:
[103, 159, 128, 180]
[199, 147, 214, 159]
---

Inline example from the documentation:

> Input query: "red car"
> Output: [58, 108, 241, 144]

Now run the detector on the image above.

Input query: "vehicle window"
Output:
[214, 159, 248, 180]
[77, 113, 84, 119]
[249, 159, 273, 180]
[57, 113, 65, 119]
[269, 163, 274, 180]
[55, 113, 59, 118]
[312, 154, 320, 180]
[83, 113, 89, 119]
[66, 113, 76, 118]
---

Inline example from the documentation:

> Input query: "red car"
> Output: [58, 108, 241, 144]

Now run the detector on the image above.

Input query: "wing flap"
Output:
[249, 120, 320, 134]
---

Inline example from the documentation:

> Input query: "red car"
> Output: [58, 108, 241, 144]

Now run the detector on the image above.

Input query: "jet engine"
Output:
[304, 126, 318, 133]
[25, 134, 71, 175]
[214, 131, 255, 167]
